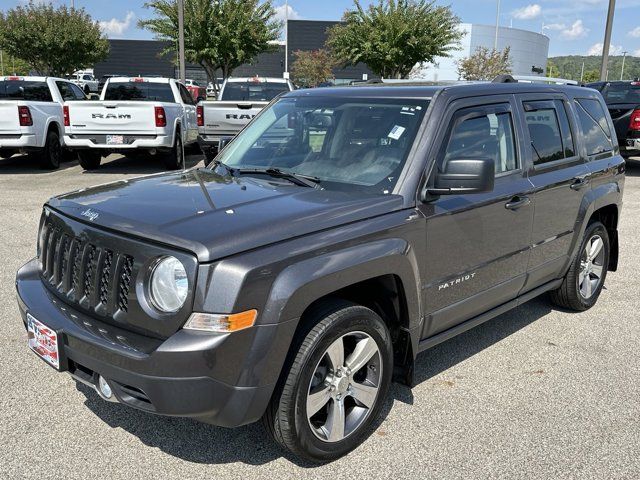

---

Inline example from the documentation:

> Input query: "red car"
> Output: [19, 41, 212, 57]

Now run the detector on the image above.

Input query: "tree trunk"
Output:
[201, 61, 219, 96]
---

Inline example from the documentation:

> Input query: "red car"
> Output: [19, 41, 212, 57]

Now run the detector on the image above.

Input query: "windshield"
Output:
[221, 81, 289, 102]
[214, 96, 429, 193]
[0, 81, 52, 101]
[104, 82, 175, 102]
[601, 83, 640, 104]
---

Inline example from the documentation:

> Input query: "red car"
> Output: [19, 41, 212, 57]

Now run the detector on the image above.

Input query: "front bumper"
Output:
[63, 134, 173, 150]
[15, 258, 282, 427]
[0, 133, 40, 149]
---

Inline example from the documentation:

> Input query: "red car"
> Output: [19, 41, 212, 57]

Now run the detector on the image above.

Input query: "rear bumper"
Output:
[64, 134, 173, 150]
[15, 258, 281, 427]
[0, 133, 40, 149]
[197, 132, 237, 149]
[622, 138, 640, 156]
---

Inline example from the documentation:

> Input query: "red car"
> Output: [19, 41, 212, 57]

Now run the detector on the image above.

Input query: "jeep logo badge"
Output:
[80, 208, 99, 221]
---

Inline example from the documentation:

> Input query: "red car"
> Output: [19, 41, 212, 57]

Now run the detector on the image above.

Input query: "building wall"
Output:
[422, 24, 549, 81]
[94, 40, 175, 79]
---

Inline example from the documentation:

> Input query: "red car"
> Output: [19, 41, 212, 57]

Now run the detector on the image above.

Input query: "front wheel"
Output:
[263, 301, 393, 463]
[0, 148, 16, 159]
[77, 151, 102, 170]
[550, 221, 610, 311]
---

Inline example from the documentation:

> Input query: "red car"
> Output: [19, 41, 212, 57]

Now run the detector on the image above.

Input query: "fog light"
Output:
[98, 375, 113, 399]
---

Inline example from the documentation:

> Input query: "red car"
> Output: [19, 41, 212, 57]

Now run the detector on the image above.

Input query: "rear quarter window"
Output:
[575, 98, 613, 156]
[104, 82, 175, 102]
[0, 81, 53, 102]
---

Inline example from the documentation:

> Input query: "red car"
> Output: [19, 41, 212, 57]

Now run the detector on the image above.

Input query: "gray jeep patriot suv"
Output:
[16, 80, 625, 462]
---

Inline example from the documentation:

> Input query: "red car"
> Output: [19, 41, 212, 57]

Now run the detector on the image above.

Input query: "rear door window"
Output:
[523, 100, 575, 165]
[69, 83, 86, 100]
[56, 81, 76, 101]
[0, 80, 53, 102]
[575, 98, 613, 156]
[104, 82, 175, 102]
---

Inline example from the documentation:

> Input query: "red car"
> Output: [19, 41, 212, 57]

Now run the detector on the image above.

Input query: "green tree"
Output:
[546, 59, 560, 78]
[583, 69, 600, 83]
[0, 2, 109, 76]
[291, 49, 337, 87]
[0, 51, 31, 76]
[140, 0, 281, 89]
[456, 46, 511, 81]
[327, 0, 462, 79]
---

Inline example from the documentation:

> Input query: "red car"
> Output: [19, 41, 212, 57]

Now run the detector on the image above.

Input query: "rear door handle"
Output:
[570, 177, 589, 190]
[505, 195, 531, 210]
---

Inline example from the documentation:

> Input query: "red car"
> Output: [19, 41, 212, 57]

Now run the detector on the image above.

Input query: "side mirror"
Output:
[426, 158, 495, 196]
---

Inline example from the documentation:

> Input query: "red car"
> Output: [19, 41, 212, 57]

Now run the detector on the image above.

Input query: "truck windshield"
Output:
[600, 83, 640, 104]
[221, 81, 289, 102]
[0, 81, 52, 102]
[215, 96, 429, 193]
[104, 82, 175, 102]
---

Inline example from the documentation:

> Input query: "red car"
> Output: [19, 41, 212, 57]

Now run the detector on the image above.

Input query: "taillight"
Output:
[155, 106, 167, 127]
[18, 106, 33, 126]
[63, 105, 70, 127]
[630, 109, 640, 131]
[196, 105, 204, 127]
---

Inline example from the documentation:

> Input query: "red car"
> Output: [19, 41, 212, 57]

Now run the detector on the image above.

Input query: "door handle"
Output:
[505, 195, 531, 210]
[570, 177, 589, 190]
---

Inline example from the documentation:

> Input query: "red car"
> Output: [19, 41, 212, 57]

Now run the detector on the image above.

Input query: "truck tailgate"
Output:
[0, 101, 20, 134]
[606, 103, 639, 139]
[201, 100, 267, 134]
[66, 101, 160, 134]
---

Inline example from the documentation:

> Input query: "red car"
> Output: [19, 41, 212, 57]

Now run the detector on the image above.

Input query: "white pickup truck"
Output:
[0, 76, 85, 169]
[63, 77, 198, 170]
[197, 77, 293, 159]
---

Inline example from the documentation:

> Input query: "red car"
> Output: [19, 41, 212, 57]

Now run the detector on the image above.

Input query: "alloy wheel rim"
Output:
[306, 331, 382, 443]
[578, 234, 605, 299]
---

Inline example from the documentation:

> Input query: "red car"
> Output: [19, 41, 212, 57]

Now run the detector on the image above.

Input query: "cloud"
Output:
[512, 4, 542, 20]
[587, 43, 624, 56]
[98, 11, 135, 38]
[629, 26, 640, 38]
[561, 20, 588, 39]
[274, 4, 301, 22]
[634, 49, 640, 57]
[542, 23, 566, 31]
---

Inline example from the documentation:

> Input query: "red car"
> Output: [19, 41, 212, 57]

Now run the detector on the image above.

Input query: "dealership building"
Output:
[93, 20, 549, 85]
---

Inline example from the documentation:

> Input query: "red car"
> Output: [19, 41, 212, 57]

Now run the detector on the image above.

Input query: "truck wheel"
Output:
[263, 301, 393, 463]
[0, 149, 16, 159]
[77, 151, 102, 170]
[84, 85, 90, 95]
[550, 221, 610, 311]
[40, 129, 62, 170]
[163, 134, 184, 170]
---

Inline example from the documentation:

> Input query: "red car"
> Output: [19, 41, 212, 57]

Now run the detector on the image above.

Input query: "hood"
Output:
[48, 169, 404, 262]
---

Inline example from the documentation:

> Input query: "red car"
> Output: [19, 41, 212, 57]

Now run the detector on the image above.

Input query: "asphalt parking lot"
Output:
[0, 153, 639, 479]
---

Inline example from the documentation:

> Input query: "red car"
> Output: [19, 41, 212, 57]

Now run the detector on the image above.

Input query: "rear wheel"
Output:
[263, 301, 393, 463]
[0, 149, 16, 159]
[77, 150, 102, 170]
[39, 129, 61, 170]
[550, 221, 610, 311]
[162, 133, 184, 170]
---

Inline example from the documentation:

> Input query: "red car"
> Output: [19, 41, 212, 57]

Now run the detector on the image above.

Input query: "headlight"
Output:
[149, 256, 188, 312]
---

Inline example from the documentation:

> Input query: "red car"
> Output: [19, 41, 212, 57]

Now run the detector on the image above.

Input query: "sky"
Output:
[3, 0, 640, 57]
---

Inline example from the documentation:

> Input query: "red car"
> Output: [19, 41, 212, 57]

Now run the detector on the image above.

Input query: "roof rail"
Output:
[491, 74, 578, 85]
[492, 74, 517, 83]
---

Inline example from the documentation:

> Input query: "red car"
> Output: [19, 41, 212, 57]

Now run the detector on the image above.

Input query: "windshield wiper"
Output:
[208, 159, 236, 176]
[235, 168, 321, 188]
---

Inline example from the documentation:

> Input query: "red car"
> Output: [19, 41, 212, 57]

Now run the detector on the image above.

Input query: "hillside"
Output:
[548, 55, 640, 83]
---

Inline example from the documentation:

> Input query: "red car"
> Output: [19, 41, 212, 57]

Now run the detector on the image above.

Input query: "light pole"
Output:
[177, 0, 186, 83]
[284, 0, 289, 77]
[600, 0, 616, 81]
[620, 50, 628, 80]
[494, 0, 501, 50]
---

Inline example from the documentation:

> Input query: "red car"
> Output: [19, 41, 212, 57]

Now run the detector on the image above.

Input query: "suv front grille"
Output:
[40, 221, 134, 316]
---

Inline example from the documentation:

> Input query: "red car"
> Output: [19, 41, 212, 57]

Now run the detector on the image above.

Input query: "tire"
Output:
[77, 151, 102, 170]
[0, 149, 16, 159]
[39, 128, 61, 170]
[550, 221, 610, 311]
[263, 300, 393, 463]
[84, 85, 90, 95]
[162, 133, 184, 170]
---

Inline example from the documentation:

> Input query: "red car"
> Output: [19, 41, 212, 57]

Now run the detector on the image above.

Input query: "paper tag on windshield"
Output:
[388, 125, 406, 140]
